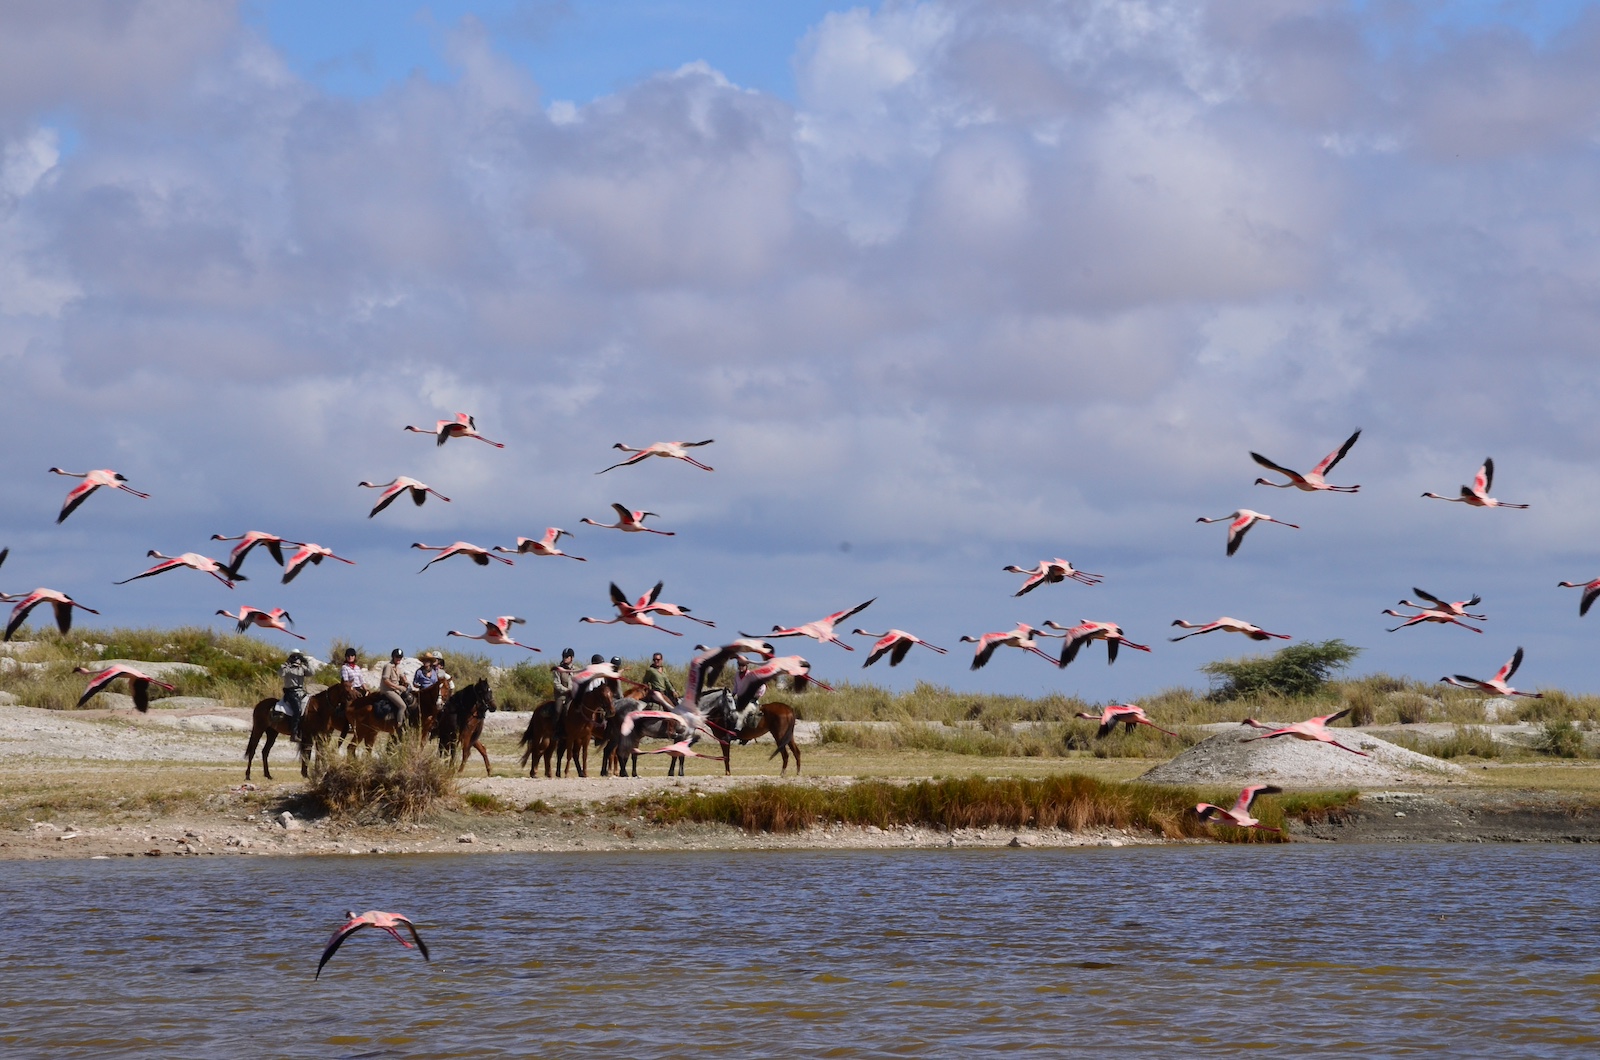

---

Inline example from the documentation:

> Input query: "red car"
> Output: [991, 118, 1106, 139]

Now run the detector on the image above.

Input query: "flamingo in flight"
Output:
[281, 542, 356, 585]
[597, 439, 715, 474]
[1195, 784, 1284, 833]
[1241, 708, 1368, 757]
[1002, 559, 1103, 596]
[1422, 458, 1529, 509]
[748, 599, 875, 652]
[1396, 588, 1485, 620]
[1557, 576, 1600, 617]
[636, 594, 716, 628]
[1170, 617, 1291, 642]
[357, 477, 451, 518]
[493, 528, 586, 561]
[686, 640, 776, 704]
[580, 503, 675, 536]
[411, 541, 514, 573]
[1382, 607, 1482, 634]
[2, 588, 100, 641]
[1251, 429, 1362, 493]
[736, 655, 833, 707]
[959, 625, 1058, 671]
[115, 551, 237, 589]
[1043, 620, 1153, 668]
[448, 615, 541, 652]
[1440, 647, 1542, 698]
[217, 606, 305, 640]
[0, 548, 7, 570]
[47, 468, 150, 524]
[403, 412, 503, 448]
[210, 531, 297, 579]
[1195, 510, 1299, 556]
[74, 664, 176, 712]
[851, 629, 948, 667]
[1075, 703, 1178, 738]
[634, 738, 725, 762]
[580, 582, 683, 636]
[316, 911, 430, 979]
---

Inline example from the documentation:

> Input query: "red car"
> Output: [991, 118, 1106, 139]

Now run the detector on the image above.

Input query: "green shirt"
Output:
[643, 665, 676, 698]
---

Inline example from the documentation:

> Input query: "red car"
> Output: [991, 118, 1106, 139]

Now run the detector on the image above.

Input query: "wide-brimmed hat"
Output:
[423, 650, 444, 661]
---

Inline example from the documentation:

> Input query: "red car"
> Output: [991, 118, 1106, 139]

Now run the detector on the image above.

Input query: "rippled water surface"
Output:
[2, 845, 1599, 1057]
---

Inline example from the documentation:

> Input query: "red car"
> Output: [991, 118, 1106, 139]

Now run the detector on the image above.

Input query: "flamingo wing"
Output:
[316, 921, 370, 978]
[1497, 647, 1524, 682]
[1249, 452, 1301, 480]
[1226, 516, 1254, 557]
[367, 486, 405, 518]
[1312, 429, 1361, 476]
[1583, 585, 1600, 617]
[1236, 784, 1282, 813]
[830, 598, 876, 624]
[76, 668, 122, 707]
[889, 639, 913, 666]
[55, 481, 102, 523]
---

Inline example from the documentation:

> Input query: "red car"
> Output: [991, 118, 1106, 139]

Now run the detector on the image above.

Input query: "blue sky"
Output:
[245, 0, 861, 102]
[4, 0, 1600, 704]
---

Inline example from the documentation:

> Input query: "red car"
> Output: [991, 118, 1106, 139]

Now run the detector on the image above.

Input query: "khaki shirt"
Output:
[380, 661, 408, 693]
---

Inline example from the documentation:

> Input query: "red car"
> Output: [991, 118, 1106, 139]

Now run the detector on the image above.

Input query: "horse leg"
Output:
[473, 737, 491, 776]
[245, 725, 262, 780]
[720, 737, 732, 776]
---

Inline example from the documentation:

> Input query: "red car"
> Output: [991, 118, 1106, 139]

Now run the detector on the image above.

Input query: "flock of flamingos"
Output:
[0, 422, 1593, 795]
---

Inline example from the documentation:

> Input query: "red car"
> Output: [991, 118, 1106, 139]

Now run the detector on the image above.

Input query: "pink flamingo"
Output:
[737, 655, 834, 698]
[281, 542, 356, 585]
[492, 528, 586, 561]
[851, 628, 948, 667]
[1439, 646, 1542, 698]
[1422, 457, 1528, 509]
[316, 911, 430, 979]
[580, 503, 675, 536]
[1195, 510, 1300, 556]
[1382, 607, 1482, 634]
[580, 582, 683, 636]
[357, 477, 451, 518]
[686, 640, 776, 704]
[448, 615, 541, 652]
[597, 439, 714, 474]
[73, 663, 176, 712]
[1241, 708, 1368, 756]
[411, 541, 515, 573]
[1169, 617, 1290, 642]
[1396, 588, 1485, 620]
[115, 551, 236, 589]
[1002, 559, 1103, 596]
[958, 625, 1059, 671]
[634, 737, 725, 761]
[1195, 784, 1284, 832]
[619, 709, 692, 738]
[1251, 429, 1361, 493]
[636, 595, 716, 628]
[748, 599, 875, 651]
[217, 606, 305, 640]
[1556, 577, 1600, 617]
[403, 412, 503, 448]
[1043, 620, 1153, 668]
[2, 588, 100, 641]
[210, 531, 298, 578]
[1075, 703, 1178, 738]
[47, 468, 149, 524]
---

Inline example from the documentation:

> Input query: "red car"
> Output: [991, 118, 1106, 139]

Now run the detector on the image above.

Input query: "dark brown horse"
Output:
[557, 682, 613, 777]
[411, 676, 453, 738]
[518, 700, 560, 778]
[432, 679, 497, 775]
[701, 696, 802, 775]
[243, 684, 347, 780]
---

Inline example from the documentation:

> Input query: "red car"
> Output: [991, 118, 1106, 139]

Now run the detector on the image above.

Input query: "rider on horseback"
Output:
[280, 649, 314, 740]
[379, 647, 413, 725]
[642, 652, 678, 710]
[551, 648, 576, 719]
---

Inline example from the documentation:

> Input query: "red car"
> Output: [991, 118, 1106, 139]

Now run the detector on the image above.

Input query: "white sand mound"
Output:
[1139, 726, 1464, 788]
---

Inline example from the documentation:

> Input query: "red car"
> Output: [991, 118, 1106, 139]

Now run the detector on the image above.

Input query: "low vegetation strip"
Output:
[623, 774, 1359, 843]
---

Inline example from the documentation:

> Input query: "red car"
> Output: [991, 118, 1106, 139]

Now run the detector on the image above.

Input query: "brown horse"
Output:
[558, 682, 613, 777]
[341, 688, 411, 754]
[243, 685, 347, 780]
[411, 676, 453, 738]
[723, 702, 803, 775]
[433, 679, 497, 775]
[518, 700, 560, 778]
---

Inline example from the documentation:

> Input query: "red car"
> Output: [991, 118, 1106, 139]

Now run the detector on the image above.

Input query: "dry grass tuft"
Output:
[310, 738, 455, 821]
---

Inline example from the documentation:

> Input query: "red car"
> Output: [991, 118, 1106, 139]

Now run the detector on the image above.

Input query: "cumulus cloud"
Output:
[3, 0, 1599, 697]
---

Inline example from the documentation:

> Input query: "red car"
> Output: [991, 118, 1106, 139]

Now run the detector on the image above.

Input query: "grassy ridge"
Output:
[623, 774, 1359, 843]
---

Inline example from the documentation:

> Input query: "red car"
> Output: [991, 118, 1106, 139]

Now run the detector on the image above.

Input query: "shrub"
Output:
[1536, 720, 1588, 759]
[311, 738, 454, 821]
[1433, 725, 1501, 759]
[1202, 640, 1362, 701]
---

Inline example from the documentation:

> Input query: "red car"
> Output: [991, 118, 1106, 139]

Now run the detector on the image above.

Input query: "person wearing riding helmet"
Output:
[608, 656, 624, 698]
[551, 648, 576, 719]
[379, 648, 412, 725]
[280, 649, 314, 740]
[574, 653, 607, 701]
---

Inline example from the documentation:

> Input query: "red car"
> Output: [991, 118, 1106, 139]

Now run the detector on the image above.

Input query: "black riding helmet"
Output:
[590, 653, 604, 664]
[561, 648, 575, 660]
[609, 656, 622, 668]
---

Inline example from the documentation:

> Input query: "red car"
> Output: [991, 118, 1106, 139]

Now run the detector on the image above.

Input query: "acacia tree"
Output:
[1201, 639, 1361, 701]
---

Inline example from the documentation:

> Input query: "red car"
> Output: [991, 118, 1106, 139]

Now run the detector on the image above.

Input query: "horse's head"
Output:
[475, 678, 497, 711]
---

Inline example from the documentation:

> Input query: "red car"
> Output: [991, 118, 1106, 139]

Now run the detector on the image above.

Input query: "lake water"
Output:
[1, 845, 1597, 1057]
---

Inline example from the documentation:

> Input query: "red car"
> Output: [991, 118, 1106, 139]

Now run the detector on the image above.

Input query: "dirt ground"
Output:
[3, 702, 1599, 860]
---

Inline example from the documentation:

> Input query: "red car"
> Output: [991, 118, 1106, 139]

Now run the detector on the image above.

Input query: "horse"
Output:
[557, 681, 613, 777]
[518, 700, 560, 778]
[699, 690, 803, 775]
[341, 687, 412, 755]
[243, 684, 348, 780]
[433, 678, 497, 775]
[410, 676, 453, 738]
[605, 699, 706, 777]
